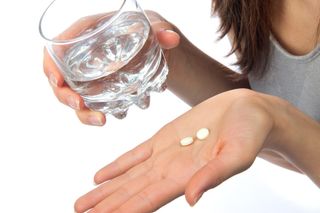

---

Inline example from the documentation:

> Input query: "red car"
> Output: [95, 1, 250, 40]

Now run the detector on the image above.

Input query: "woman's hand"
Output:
[74, 89, 280, 213]
[42, 12, 180, 126]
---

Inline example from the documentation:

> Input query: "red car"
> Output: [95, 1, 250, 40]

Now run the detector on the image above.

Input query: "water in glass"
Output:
[62, 11, 168, 118]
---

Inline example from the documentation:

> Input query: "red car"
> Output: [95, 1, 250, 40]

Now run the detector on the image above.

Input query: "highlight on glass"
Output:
[39, 0, 168, 119]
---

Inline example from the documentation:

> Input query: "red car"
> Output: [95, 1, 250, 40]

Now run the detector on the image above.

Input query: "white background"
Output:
[0, 0, 319, 212]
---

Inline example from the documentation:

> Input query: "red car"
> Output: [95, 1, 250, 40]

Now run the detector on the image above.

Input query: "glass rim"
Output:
[39, 0, 128, 45]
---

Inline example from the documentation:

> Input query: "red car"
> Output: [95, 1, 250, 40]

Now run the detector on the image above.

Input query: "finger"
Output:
[190, 159, 245, 204]
[52, 86, 106, 126]
[185, 141, 255, 206]
[52, 86, 84, 110]
[94, 141, 153, 184]
[75, 174, 130, 213]
[112, 178, 183, 213]
[43, 48, 64, 87]
[144, 10, 180, 49]
[75, 163, 151, 213]
[185, 102, 275, 205]
[145, 10, 171, 32]
[89, 171, 158, 213]
[156, 30, 180, 49]
[57, 13, 112, 41]
[76, 109, 106, 126]
[43, 13, 111, 87]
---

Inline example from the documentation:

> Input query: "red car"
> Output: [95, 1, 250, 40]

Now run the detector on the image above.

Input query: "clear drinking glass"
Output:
[39, 0, 168, 119]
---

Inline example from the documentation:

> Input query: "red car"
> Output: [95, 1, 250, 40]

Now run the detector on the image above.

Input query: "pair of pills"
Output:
[180, 128, 210, 146]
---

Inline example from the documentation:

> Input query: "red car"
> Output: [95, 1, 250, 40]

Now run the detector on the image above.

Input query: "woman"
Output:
[43, 0, 320, 212]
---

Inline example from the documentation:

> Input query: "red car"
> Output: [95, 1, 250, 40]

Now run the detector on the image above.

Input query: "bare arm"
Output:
[42, 13, 248, 125]
[164, 27, 312, 175]
[74, 89, 319, 213]
[265, 95, 320, 186]
[166, 27, 250, 106]
[163, 29, 305, 174]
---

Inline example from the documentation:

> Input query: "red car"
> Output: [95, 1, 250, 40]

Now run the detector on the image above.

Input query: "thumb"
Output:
[143, 10, 180, 49]
[156, 30, 180, 49]
[185, 149, 253, 206]
[184, 103, 274, 206]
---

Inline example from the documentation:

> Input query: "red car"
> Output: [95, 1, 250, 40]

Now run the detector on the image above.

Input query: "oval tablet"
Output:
[196, 128, 210, 140]
[180, 136, 194, 146]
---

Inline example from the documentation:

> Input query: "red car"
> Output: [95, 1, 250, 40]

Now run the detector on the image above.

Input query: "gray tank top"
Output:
[248, 37, 320, 122]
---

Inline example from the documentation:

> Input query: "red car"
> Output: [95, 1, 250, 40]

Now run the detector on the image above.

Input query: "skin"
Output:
[42, 1, 320, 213]
[271, 0, 320, 55]
[72, 89, 320, 213]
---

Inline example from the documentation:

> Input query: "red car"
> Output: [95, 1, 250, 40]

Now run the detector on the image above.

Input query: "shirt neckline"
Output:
[270, 35, 320, 61]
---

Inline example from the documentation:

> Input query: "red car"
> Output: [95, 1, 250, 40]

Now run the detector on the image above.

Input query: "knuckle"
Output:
[117, 186, 131, 197]
[76, 111, 90, 123]
[55, 89, 71, 107]
[55, 90, 65, 104]
[137, 190, 154, 210]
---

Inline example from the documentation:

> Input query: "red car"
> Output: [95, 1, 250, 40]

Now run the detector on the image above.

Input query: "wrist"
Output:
[264, 96, 320, 186]
[260, 94, 292, 152]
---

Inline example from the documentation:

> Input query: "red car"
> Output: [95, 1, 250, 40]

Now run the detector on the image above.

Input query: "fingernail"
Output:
[67, 96, 80, 110]
[88, 209, 97, 213]
[164, 29, 175, 33]
[159, 29, 175, 33]
[88, 115, 103, 126]
[49, 73, 58, 87]
[191, 192, 203, 207]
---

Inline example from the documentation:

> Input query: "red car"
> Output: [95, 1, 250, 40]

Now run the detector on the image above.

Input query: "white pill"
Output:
[196, 128, 210, 140]
[180, 136, 194, 146]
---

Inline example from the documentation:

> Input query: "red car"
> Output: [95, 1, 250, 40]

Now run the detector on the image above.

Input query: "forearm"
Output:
[258, 149, 302, 173]
[166, 27, 249, 106]
[265, 96, 320, 187]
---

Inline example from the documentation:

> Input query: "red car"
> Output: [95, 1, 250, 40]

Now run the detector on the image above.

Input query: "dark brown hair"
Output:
[213, 1, 320, 79]
[212, 0, 272, 78]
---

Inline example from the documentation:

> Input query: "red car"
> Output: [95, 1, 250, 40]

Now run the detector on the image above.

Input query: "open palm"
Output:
[75, 89, 274, 213]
